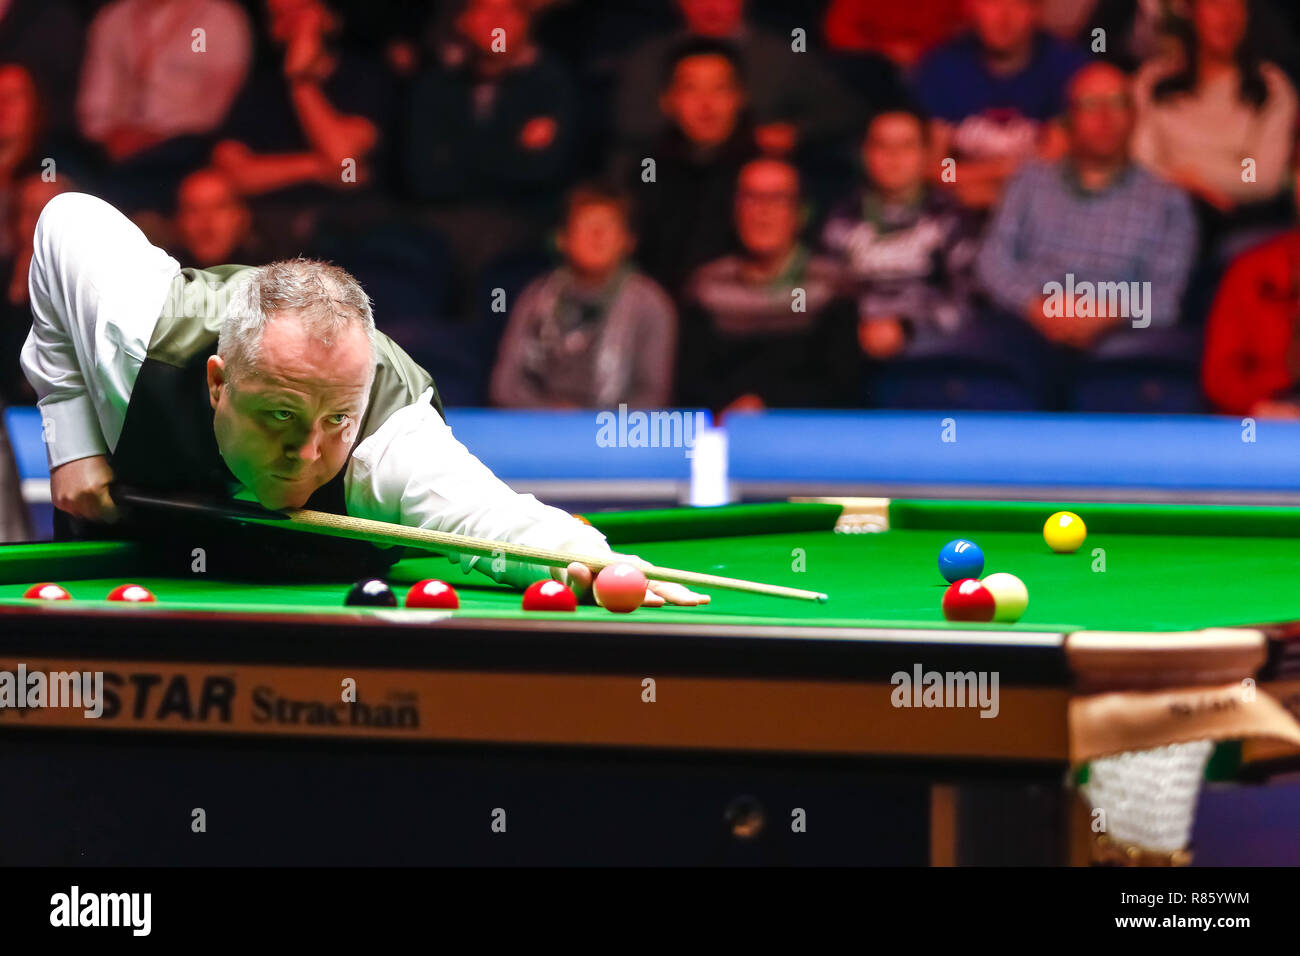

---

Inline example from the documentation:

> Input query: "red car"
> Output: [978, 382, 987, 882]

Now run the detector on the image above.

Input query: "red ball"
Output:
[593, 563, 648, 614]
[521, 579, 577, 612]
[106, 583, 156, 603]
[941, 579, 995, 622]
[405, 579, 459, 609]
[23, 582, 70, 600]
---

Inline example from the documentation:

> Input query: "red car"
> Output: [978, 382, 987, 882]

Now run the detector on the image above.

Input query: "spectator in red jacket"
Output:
[1203, 171, 1300, 418]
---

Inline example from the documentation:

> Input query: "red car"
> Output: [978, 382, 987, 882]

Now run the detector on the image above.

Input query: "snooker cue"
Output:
[280, 508, 830, 604]
[110, 489, 829, 603]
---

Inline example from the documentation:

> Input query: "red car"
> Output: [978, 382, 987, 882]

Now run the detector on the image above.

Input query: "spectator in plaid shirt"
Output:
[974, 62, 1198, 405]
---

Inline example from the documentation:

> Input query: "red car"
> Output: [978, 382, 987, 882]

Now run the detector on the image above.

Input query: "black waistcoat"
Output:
[60, 266, 446, 582]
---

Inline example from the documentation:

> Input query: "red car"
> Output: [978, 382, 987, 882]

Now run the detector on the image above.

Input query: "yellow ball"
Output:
[1044, 511, 1086, 553]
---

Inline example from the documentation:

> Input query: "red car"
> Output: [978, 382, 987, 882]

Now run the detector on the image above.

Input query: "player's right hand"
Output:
[49, 454, 119, 524]
[563, 560, 710, 608]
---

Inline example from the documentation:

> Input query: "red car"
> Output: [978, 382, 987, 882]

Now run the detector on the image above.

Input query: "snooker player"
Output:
[21, 192, 706, 606]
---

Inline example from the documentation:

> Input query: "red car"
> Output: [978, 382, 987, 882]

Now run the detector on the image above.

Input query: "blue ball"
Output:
[938, 539, 984, 583]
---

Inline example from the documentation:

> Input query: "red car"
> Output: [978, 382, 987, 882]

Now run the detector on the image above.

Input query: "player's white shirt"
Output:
[21, 192, 611, 588]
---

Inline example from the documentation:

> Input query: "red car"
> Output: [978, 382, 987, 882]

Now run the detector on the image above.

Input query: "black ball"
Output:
[345, 578, 397, 607]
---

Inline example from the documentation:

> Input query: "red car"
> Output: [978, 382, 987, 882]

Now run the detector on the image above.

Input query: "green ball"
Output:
[981, 572, 1028, 623]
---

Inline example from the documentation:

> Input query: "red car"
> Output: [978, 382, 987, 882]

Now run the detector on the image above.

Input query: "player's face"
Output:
[176, 174, 249, 266]
[662, 55, 744, 147]
[968, 0, 1038, 55]
[1193, 0, 1247, 60]
[864, 113, 926, 194]
[678, 0, 745, 37]
[735, 161, 800, 258]
[208, 315, 373, 510]
[561, 204, 631, 277]
[1067, 68, 1134, 163]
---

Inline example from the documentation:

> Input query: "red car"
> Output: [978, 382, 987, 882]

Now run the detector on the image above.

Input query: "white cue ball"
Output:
[981, 572, 1028, 623]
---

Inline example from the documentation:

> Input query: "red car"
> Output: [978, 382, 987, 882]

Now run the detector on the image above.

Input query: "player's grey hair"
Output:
[218, 258, 377, 386]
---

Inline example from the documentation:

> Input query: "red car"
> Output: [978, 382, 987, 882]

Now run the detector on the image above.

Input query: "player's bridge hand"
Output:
[49, 454, 120, 524]
[563, 558, 711, 608]
[643, 579, 711, 608]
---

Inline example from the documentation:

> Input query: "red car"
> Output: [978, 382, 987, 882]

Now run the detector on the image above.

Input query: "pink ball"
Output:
[593, 563, 648, 613]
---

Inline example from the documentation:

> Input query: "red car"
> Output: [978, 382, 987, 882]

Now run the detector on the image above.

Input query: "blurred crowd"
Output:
[1, 0, 1300, 417]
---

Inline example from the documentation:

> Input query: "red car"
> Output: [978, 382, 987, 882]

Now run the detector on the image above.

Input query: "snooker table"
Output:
[1, 499, 1299, 866]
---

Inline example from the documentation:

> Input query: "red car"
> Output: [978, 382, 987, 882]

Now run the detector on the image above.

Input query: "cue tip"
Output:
[815, 593, 828, 604]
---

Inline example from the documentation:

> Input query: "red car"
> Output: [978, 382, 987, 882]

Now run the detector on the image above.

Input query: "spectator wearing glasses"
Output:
[974, 62, 1197, 406]
[677, 158, 860, 417]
